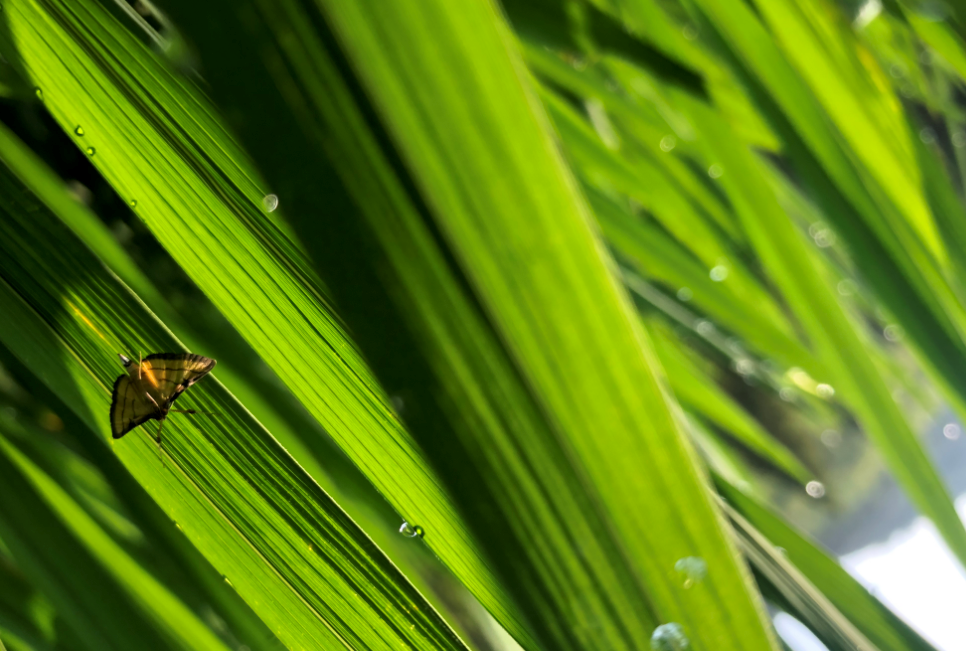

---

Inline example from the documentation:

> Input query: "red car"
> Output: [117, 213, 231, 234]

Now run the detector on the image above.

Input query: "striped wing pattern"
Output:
[110, 375, 159, 439]
[110, 353, 216, 439]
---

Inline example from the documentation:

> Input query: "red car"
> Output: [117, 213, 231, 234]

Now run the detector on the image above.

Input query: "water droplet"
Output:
[944, 423, 961, 440]
[223, 576, 234, 587]
[74, 125, 84, 136]
[884, 324, 903, 342]
[674, 557, 707, 588]
[660, 135, 677, 152]
[889, 64, 904, 79]
[129, 199, 137, 208]
[262, 193, 279, 212]
[175, 522, 182, 530]
[709, 265, 728, 282]
[676, 287, 693, 302]
[837, 279, 855, 296]
[821, 429, 841, 448]
[399, 521, 424, 538]
[806, 480, 825, 498]
[953, 131, 966, 148]
[85, 147, 95, 156]
[816, 383, 835, 399]
[779, 387, 795, 402]
[694, 320, 715, 337]
[920, 127, 937, 145]
[34, 88, 43, 100]
[650, 622, 689, 650]
[681, 24, 698, 41]
[707, 164, 723, 179]
[809, 222, 836, 247]
[734, 358, 755, 376]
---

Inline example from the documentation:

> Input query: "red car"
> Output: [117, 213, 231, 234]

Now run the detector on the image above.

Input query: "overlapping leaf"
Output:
[156, 0, 783, 648]
[0, 123, 466, 651]
[0, 0, 522, 645]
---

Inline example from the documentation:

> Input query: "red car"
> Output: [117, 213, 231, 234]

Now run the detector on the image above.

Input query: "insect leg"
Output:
[171, 409, 216, 416]
[156, 418, 167, 468]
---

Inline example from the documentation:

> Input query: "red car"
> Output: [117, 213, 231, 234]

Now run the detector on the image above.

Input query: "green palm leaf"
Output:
[0, 123, 466, 650]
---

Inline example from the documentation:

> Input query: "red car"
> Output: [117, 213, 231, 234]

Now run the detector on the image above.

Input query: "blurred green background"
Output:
[1, 0, 965, 650]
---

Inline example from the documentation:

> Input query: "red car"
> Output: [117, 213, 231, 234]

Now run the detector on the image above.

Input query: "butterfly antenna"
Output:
[172, 409, 217, 416]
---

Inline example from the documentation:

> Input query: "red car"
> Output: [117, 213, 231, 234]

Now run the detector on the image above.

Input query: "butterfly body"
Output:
[110, 353, 216, 440]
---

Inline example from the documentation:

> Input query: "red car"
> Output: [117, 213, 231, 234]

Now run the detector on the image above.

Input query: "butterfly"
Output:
[110, 353, 216, 451]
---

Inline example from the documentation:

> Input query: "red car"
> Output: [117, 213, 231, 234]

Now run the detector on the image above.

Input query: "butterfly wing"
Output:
[110, 375, 161, 439]
[142, 353, 216, 411]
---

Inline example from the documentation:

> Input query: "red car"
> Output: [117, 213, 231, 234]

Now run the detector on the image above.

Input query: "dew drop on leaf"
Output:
[816, 383, 835, 399]
[262, 193, 279, 212]
[651, 623, 689, 650]
[399, 521, 424, 538]
[85, 147, 95, 156]
[74, 125, 84, 136]
[883, 324, 903, 342]
[34, 88, 43, 100]
[674, 557, 707, 588]
[806, 480, 825, 498]
[129, 199, 137, 208]
[695, 319, 715, 337]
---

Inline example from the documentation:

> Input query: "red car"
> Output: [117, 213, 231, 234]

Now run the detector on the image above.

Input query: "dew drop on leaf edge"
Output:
[74, 125, 84, 136]
[262, 193, 279, 212]
[651, 622, 689, 650]
[674, 556, 707, 588]
[85, 147, 95, 156]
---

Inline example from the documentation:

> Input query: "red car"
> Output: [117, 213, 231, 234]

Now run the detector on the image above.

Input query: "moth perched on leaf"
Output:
[110, 353, 216, 447]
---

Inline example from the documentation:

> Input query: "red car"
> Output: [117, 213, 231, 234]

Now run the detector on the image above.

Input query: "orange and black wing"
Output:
[110, 375, 160, 439]
[142, 353, 216, 410]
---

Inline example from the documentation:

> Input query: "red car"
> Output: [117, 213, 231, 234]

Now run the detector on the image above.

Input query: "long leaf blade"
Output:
[0, 123, 466, 651]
